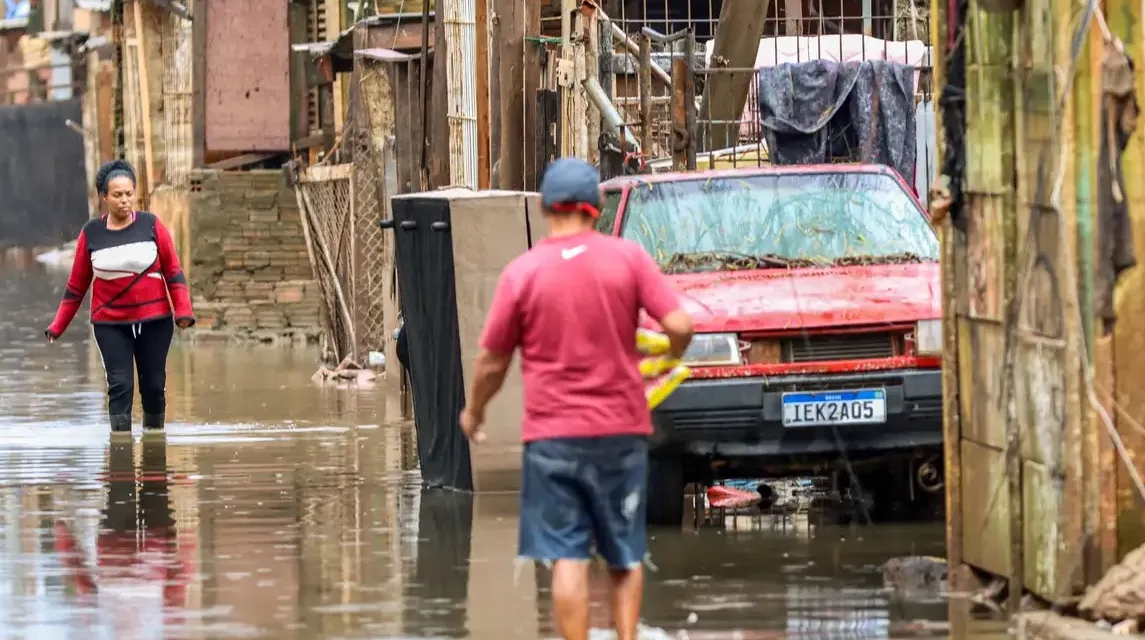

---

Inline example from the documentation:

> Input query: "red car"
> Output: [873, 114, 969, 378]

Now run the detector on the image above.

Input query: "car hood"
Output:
[662, 263, 941, 332]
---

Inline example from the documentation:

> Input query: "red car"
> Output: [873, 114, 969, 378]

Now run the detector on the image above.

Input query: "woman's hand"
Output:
[176, 318, 193, 329]
[45, 330, 56, 343]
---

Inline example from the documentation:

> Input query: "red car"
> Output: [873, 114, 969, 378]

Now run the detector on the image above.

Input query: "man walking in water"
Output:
[460, 157, 694, 639]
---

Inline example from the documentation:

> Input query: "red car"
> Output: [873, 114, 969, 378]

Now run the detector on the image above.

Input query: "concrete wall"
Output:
[187, 170, 321, 342]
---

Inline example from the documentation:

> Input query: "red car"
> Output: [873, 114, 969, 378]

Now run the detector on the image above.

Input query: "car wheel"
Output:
[646, 455, 684, 527]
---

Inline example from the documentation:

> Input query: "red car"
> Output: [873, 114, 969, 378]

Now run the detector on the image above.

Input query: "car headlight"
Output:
[914, 320, 942, 356]
[682, 333, 742, 366]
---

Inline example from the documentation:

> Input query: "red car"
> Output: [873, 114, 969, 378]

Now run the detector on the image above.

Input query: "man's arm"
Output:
[634, 249, 693, 359]
[466, 348, 514, 419]
[465, 270, 522, 421]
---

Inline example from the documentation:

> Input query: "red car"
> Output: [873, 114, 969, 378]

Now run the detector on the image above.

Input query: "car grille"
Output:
[765, 377, 903, 393]
[782, 333, 896, 363]
[667, 408, 759, 430]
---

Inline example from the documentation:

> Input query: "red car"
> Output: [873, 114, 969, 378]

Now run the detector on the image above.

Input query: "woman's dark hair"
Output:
[95, 159, 137, 196]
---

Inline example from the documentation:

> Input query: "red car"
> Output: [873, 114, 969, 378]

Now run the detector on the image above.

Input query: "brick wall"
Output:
[187, 170, 321, 342]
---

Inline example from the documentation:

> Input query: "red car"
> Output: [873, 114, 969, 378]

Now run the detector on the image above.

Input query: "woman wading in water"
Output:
[45, 159, 195, 432]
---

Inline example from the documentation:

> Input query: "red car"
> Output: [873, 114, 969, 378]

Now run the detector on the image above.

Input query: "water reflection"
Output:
[0, 263, 1009, 638]
[52, 433, 192, 639]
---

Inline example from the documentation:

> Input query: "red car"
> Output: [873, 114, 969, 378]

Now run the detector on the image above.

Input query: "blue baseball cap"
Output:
[540, 157, 601, 216]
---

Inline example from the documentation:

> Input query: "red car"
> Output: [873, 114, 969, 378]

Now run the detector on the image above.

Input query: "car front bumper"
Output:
[651, 368, 943, 459]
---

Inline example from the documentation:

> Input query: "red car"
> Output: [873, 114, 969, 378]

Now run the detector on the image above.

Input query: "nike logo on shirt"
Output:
[561, 245, 588, 260]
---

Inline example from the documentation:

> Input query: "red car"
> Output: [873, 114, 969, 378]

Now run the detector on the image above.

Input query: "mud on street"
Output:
[0, 266, 1008, 638]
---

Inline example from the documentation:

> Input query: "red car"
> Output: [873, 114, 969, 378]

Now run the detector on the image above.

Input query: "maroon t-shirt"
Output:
[480, 231, 682, 442]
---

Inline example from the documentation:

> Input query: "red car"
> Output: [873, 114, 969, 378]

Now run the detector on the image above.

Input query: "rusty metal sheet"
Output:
[204, 0, 291, 152]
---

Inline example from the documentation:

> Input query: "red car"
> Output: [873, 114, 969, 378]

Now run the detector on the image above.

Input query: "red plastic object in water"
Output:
[707, 484, 761, 509]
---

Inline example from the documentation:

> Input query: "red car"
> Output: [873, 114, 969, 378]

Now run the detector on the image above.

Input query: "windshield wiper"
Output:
[661, 251, 821, 273]
[833, 251, 934, 266]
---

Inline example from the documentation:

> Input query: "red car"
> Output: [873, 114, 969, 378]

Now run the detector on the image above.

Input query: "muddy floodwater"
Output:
[0, 265, 1009, 639]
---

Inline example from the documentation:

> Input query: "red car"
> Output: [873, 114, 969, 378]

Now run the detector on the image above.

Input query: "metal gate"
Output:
[562, 0, 935, 203]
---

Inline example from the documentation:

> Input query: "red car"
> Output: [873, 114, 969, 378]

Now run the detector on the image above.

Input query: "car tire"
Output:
[646, 455, 685, 527]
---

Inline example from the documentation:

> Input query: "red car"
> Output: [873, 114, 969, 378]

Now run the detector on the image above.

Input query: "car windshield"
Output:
[617, 171, 939, 274]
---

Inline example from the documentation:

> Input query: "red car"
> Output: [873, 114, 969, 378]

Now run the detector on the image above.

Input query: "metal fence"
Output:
[293, 163, 358, 363]
[586, 0, 934, 200]
[290, 56, 404, 369]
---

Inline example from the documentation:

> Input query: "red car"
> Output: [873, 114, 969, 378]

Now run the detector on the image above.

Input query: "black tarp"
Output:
[0, 99, 88, 248]
[391, 197, 474, 492]
[756, 60, 918, 184]
[401, 489, 473, 637]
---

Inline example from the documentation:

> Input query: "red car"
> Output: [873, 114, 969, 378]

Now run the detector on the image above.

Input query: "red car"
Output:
[598, 164, 943, 525]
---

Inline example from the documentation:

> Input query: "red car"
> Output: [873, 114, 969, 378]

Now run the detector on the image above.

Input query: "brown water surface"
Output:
[0, 265, 1009, 638]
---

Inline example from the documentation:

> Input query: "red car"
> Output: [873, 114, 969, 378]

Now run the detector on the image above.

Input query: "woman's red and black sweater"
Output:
[46, 212, 195, 338]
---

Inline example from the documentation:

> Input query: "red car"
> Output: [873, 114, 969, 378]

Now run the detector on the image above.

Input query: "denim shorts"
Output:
[518, 435, 648, 570]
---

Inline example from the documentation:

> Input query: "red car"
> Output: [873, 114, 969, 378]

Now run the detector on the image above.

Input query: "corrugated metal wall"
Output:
[0, 99, 87, 248]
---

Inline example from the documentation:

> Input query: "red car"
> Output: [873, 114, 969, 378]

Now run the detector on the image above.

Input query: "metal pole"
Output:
[638, 34, 652, 157]
[584, 76, 640, 150]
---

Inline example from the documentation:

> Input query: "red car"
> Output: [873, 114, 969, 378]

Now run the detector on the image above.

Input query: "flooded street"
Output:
[0, 265, 998, 639]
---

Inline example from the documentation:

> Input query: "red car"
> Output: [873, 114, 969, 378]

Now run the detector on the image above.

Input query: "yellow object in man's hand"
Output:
[645, 364, 691, 410]
[639, 355, 678, 379]
[636, 328, 671, 356]
[636, 328, 689, 409]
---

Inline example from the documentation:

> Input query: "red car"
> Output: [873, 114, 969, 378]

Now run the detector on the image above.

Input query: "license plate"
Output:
[781, 389, 887, 427]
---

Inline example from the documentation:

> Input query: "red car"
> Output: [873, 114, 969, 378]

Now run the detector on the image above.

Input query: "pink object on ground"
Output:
[707, 484, 762, 509]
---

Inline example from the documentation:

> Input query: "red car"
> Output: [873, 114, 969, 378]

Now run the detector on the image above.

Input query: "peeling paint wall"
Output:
[936, 0, 1107, 604]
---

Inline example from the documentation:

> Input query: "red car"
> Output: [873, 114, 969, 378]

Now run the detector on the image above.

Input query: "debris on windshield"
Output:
[661, 251, 825, 274]
[833, 251, 932, 266]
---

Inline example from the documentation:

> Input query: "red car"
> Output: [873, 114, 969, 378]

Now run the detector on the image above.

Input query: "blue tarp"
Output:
[5, 1, 29, 20]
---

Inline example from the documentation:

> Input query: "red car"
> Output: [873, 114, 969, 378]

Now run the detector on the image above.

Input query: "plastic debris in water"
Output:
[706, 484, 761, 509]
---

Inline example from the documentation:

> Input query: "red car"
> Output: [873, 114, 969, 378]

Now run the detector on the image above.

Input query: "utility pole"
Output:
[696, 0, 767, 152]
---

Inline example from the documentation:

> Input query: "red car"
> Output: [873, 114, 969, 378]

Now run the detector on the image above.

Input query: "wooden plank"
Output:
[489, 6, 501, 182]
[475, 0, 490, 188]
[191, 0, 205, 166]
[288, 0, 309, 143]
[205, 152, 277, 170]
[299, 163, 352, 182]
[697, 0, 768, 152]
[522, 0, 541, 188]
[494, 0, 524, 189]
[933, 0, 960, 579]
[96, 61, 115, 164]
[132, 0, 156, 204]
[784, 0, 802, 35]
[430, 18, 450, 188]
[327, 0, 344, 136]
